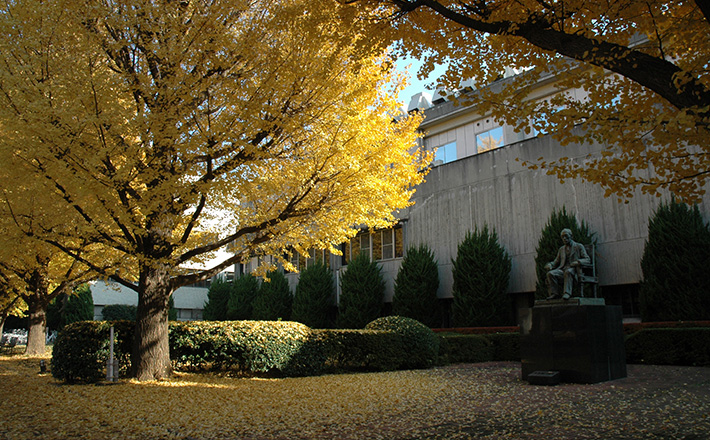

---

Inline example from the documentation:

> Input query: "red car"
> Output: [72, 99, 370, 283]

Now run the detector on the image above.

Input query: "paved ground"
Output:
[1, 356, 709, 439]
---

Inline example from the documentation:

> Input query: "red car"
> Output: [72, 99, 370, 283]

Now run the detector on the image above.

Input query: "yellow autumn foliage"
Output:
[353, 0, 710, 202]
[0, 0, 429, 379]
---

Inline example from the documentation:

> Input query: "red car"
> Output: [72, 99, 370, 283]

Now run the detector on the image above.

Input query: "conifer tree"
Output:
[392, 244, 440, 328]
[202, 278, 233, 321]
[452, 226, 511, 327]
[534, 207, 596, 300]
[337, 253, 385, 329]
[47, 284, 94, 330]
[252, 271, 292, 321]
[227, 274, 260, 321]
[63, 284, 94, 325]
[292, 262, 334, 329]
[640, 200, 710, 321]
[101, 304, 138, 321]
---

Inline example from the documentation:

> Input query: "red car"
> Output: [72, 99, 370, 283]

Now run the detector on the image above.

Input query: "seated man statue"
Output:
[544, 228, 590, 300]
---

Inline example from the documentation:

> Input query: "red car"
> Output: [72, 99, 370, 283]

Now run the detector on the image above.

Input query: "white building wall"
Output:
[90, 279, 209, 321]
[406, 126, 710, 299]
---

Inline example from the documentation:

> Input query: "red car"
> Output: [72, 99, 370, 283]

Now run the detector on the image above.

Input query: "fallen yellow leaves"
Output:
[1, 354, 709, 439]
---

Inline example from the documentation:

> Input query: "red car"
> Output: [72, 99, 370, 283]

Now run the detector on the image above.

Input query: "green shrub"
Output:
[227, 273, 260, 320]
[452, 226, 512, 327]
[292, 262, 334, 328]
[313, 329, 406, 372]
[392, 245, 440, 328]
[366, 316, 439, 368]
[51, 320, 134, 383]
[53, 319, 451, 383]
[625, 328, 710, 367]
[101, 304, 138, 321]
[534, 207, 596, 300]
[46, 284, 95, 331]
[169, 320, 311, 375]
[337, 253, 385, 329]
[438, 334, 493, 363]
[640, 199, 710, 321]
[202, 278, 233, 321]
[252, 271, 293, 321]
[64, 284, 94, 325]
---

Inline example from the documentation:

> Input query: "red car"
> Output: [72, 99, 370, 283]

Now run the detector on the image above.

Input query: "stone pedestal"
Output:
[520, 298, 626, 384]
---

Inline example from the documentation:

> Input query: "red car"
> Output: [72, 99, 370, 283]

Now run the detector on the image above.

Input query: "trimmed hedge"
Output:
[169, 320, 311, 375]
[52, 318, 435, 382]
[314, 329, 406, 372]
[51, 320, 134, 383]
[622, 320, 710, 335]
[366, 316, 439, 368]
[625, 328, 710, 367]
[438, 334, 493, 364]
[486, 332, 520, 361]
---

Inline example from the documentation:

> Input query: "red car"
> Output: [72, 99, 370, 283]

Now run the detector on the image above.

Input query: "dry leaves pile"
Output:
[1, 355, 709, 439]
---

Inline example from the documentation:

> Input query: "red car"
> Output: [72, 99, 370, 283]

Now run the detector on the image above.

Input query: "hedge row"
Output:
[438, 328, 710, 367]
[51, 316, 441, 382]
[52, 321, 709, 383]
[437, 332, 519, 364]
[625, 328, 710, 367]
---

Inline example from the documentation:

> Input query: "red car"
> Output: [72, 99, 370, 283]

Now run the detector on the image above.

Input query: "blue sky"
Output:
[393, 56, 448, 106]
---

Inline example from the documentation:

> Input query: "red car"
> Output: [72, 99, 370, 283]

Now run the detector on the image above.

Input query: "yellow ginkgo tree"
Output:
[352, 0, 710, 202]
[0, 0, 428, 379]
[0, 180, 105, 355]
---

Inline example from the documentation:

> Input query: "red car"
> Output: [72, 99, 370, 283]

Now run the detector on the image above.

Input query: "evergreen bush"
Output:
[366, 316, 439, 368]
[168, 295, 178, 321]
[640, 199, 710, 321]
[292, 262, 334, 328]
[252, 270, 293, 321]
[101, 304, 137, 321]
[534, 207, 596, 299]
[51, 320, 134, 383]
[452, 226, 512, 327]
[202, 278, 233, 321]
[64, 284, 95, 324]
[625, 328, 710, 366]
[438, 334, 493, 363]
[227, 273, 260, 320]
[392, 244, 440, 328]
[336, 252, 385, 329]
[46, 284, 95, 330]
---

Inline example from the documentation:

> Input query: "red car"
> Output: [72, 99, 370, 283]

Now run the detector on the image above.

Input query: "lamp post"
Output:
[106, 326, 118, 382]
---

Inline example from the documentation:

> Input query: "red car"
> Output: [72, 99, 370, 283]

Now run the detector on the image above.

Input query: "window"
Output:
[434, 141, 457, 165]
[382, 228, 394, 260]
[343, 225, 404, 264]
[359, 234, 371, 258]
[476, 127, 504, 153]
[288, 248, 331, 271]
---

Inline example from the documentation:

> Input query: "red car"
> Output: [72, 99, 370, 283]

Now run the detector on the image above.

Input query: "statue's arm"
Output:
[577, 243, 591, 266]
[546, 248, 561, 270]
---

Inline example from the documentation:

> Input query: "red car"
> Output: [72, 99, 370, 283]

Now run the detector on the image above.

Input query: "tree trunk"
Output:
[132, 264, 173, 381]
[25, 295, 47, 355]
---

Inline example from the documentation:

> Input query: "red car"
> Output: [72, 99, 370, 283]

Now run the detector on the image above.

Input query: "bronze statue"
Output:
[545, 228, 590, 300]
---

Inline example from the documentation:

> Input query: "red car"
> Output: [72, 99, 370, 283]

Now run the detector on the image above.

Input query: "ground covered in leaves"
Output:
[1, 355, 709, 439]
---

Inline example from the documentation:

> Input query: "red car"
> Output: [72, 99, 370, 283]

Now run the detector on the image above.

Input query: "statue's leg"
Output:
[562, 268, 576, 299]
[546, 270, 562, 299]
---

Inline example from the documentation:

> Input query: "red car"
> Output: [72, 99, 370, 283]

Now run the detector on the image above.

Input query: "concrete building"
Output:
[91, 273, 233, 321]
[282, 70, 710, 326]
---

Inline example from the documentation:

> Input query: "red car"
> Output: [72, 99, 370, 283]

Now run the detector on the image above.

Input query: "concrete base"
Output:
[520, 303, 626, 384]
[527, 370, 561, 386]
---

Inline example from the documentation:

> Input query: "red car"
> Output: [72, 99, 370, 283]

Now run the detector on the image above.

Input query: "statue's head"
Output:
[560, 228, 572, 244]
